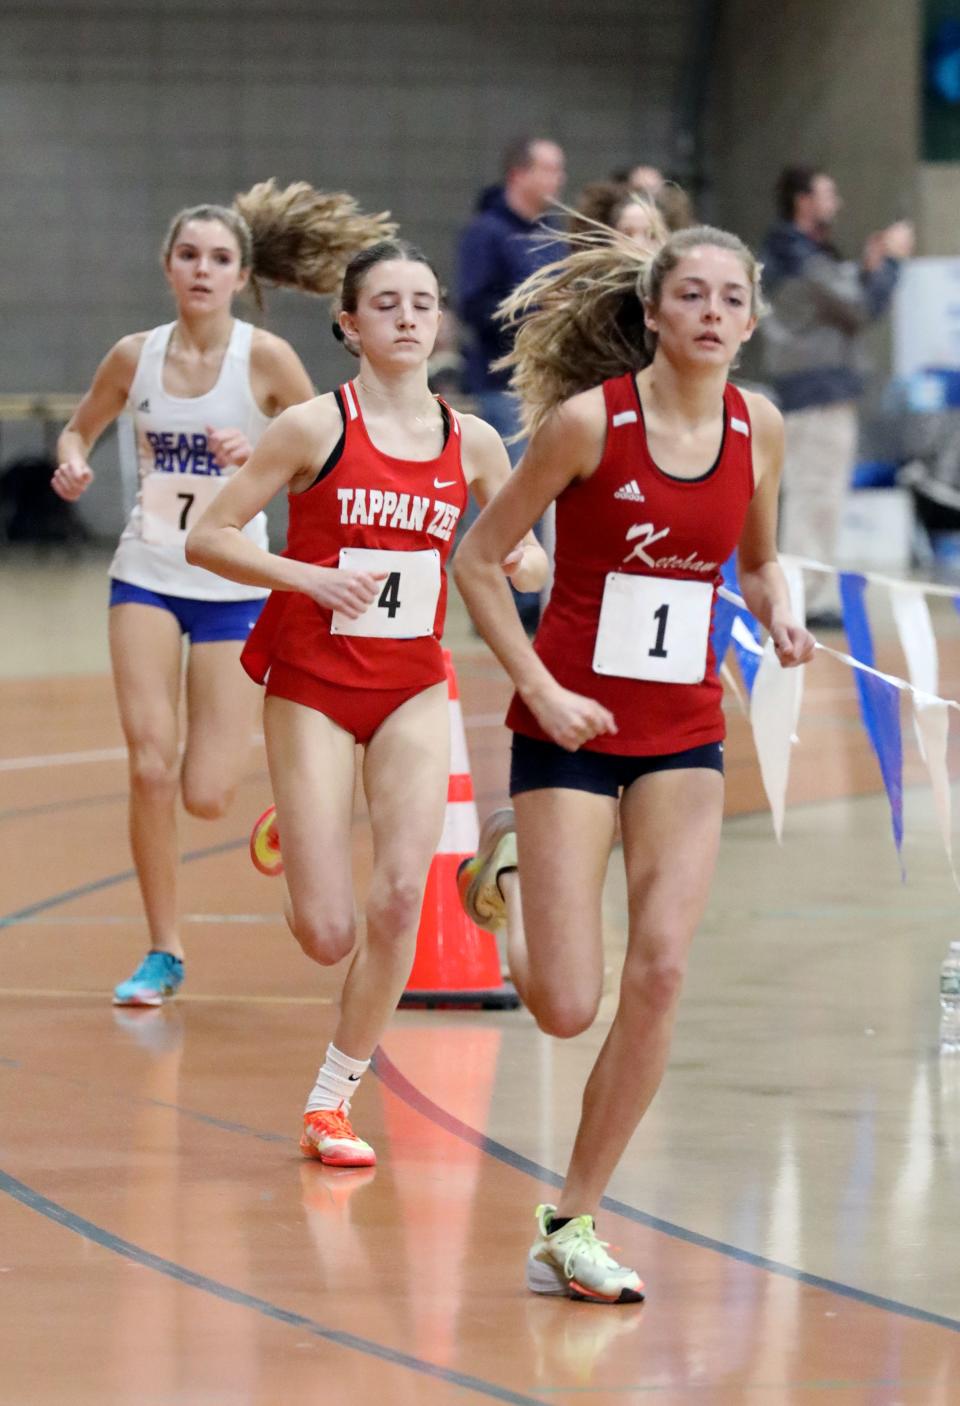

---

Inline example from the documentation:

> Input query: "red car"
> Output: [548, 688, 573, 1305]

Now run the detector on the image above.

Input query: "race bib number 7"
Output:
[330, 547, 441, 640]
[593, 573, 713, 684]
[141, 472, 225, 546]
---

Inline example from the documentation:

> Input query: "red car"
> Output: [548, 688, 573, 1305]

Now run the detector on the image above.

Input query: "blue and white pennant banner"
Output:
[719, 554, 960, 885]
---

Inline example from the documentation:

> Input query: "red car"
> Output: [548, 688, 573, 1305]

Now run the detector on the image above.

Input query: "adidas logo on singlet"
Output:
[614, 479, 645, 502]
[137, 398, 150, 413]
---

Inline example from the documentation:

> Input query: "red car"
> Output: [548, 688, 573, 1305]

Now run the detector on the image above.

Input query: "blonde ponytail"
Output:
[162, 181, 397, 312]
[494, 223, 659, 440]
[233, 180, 397, 308]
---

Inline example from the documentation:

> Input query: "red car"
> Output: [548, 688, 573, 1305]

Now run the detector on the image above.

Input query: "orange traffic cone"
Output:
[399, 650, 520, 1009]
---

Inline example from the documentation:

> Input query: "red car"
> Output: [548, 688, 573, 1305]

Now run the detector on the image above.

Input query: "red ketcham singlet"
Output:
[506, 372, 756, 755]
[241, 380, 468, 691]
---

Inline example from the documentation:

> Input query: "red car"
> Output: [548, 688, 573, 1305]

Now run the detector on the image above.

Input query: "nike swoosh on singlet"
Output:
[434, 478, 456, 489]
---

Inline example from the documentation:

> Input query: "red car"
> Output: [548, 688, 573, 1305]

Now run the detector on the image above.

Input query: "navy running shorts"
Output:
[509, 731, 724, 799]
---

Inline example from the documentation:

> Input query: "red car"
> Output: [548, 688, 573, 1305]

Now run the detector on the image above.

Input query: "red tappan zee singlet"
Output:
[241, 380, 467, 692]
[507, 371, 756, 755]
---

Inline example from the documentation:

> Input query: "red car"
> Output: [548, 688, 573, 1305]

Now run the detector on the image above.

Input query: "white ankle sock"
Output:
[305, 1043, 370, 1115]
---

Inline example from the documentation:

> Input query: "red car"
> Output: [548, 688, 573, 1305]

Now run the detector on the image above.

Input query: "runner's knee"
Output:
[128, 740, 178, 798]
[181, 775, 234, 821]
[621, 948, 687, 1017]
[530, 987, 600, 1040]
[290, 908, 356, 966]
[366, 870, 425, 940]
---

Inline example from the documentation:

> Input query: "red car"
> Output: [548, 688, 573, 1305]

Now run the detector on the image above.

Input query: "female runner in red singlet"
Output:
[187, 239, 547, 1167]
[453, 224, 815, 1303]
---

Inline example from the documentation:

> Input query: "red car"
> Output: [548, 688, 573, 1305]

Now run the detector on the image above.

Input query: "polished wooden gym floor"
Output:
[2, 553, 959, 1405]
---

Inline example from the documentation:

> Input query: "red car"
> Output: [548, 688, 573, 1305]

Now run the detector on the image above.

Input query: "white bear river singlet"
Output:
[109, 319, 270, 601]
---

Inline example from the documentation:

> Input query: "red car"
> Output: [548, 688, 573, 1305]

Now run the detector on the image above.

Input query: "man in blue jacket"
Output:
[457, 136, 566, 629]
[759, 166, 913, 628]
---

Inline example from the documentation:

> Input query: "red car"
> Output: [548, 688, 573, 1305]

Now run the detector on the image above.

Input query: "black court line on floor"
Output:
[4, 855, 960, 1340]
[0, 1167, 549, 1406]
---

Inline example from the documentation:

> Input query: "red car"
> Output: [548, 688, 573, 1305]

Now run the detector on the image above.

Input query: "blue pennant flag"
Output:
[839, 573, 904, 864]
[711, 592, 738, 671]
[715, 556, 762, 695]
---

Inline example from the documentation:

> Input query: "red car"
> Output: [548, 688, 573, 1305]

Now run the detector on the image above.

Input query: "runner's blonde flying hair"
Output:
[496, 214, 764, 440]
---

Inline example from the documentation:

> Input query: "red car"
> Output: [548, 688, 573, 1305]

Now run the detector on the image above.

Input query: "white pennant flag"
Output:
[889, 583, 939, 719]
[888, 584, 957, 884]
[750, 639, 804, 842]
[747, 560, 807, 841]
[912, 692, 958, 891]
[889, 582, 940, 762]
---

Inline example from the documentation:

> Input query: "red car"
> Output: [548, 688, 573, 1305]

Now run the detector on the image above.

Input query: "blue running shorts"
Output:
[109, 579, 265, 643]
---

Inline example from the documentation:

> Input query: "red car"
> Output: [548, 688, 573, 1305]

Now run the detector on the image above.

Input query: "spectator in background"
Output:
[611, 163, 665, 199]
[609, 163, 695, 232]
[759, 165, 914, 628]
[573, 181, 690, 241]
[655, 181, 695, 233]
[457, 135, 566, 629]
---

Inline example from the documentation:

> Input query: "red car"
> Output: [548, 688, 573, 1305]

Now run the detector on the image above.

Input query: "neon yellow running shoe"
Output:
[526, 1204, 645, 1304]
[250, 804, 283, 877]
[456, 806, 517, 932]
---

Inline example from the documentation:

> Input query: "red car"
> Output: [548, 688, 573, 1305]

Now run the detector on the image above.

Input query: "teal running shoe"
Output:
[113, 951, 184, 1007]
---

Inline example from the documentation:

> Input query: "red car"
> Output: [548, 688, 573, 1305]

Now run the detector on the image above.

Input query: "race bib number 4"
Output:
[330, 547, 441, 640]
[141, 473, 225, 546]
[593, 573, 713, 684]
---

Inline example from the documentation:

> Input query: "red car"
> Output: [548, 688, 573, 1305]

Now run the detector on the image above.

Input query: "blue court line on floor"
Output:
[0, 1169, 547, 1406]
[371, 1048, 960, 1336]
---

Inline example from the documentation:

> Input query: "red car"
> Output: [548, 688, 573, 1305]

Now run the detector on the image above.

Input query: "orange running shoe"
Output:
[250, 804, 283, 877]
[300, 1104, 377, 1167]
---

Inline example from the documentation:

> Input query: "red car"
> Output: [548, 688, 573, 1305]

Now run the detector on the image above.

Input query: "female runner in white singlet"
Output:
[53, 182, 393, 1006]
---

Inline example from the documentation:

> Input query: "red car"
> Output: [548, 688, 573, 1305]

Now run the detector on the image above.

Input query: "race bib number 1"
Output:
[141, 473, 225, 547]
[593, 573, 713, 684]
[330, 547, 441, 640]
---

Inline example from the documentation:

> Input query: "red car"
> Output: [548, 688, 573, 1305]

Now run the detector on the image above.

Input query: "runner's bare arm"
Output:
[455, 390, 617, 749]
[186, 398, 383, 617]
[207, 332, 316, 468]
[459, 414, 548, 592]
[53, 336, 145, 501]
[249, 329, 316, 417]
[737, 394, 815, 667]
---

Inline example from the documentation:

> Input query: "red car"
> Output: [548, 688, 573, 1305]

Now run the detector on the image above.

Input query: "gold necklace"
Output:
[356, 377, 438, 429]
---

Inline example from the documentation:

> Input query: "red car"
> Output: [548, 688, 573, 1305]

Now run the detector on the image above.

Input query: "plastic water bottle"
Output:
[939, 942, 960, 1052]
